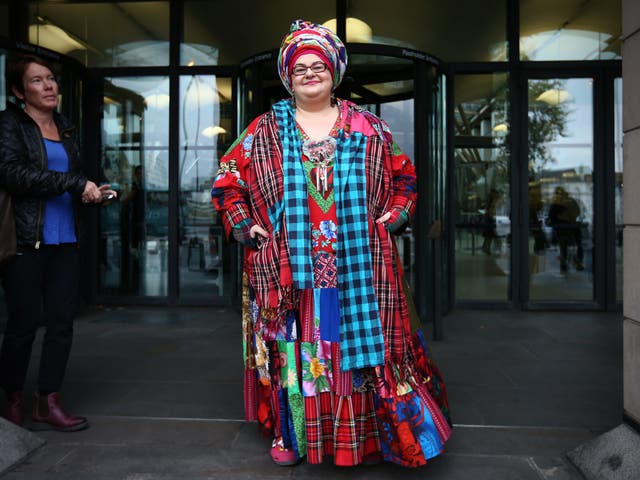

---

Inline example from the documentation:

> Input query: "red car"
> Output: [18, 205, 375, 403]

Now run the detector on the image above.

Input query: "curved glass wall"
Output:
[347, 0, 507, 61]
[520, 0, 621, 61]
[28, 1, 170, 67]
[182, 1, 335, 65]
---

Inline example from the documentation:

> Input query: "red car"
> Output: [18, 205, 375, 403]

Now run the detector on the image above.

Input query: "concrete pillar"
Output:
[567, 3, 640, 478]
[623, 0, 640, 428]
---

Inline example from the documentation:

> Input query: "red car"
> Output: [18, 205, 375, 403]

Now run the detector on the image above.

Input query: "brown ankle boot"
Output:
[3, 391, 24, 426]
[31, 392, 89, 432]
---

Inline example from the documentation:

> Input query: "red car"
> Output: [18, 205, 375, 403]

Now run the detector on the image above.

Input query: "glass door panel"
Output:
[614, 77, 623, 302]
[453, 73, 510, 301]
[99, 76, 170, 297]
[527, 78, 594, 301]
[455, 148, 511, 300]
[178, 75, 234, 298]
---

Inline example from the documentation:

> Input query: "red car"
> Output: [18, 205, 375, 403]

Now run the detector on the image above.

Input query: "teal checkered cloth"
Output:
[272, 99, 384, 370]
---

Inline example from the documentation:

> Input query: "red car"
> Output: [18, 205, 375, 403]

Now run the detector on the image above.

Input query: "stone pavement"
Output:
[0, 307, 623, 479]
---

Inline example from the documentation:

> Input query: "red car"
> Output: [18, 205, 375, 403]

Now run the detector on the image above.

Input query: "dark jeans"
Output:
[0, 244, 79, 395]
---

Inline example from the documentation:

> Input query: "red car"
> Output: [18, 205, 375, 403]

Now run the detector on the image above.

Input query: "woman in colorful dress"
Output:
[211, 19, 451, 468]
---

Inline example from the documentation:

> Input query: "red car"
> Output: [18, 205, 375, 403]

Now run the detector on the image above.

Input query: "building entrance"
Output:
[453, 70, 623, 310]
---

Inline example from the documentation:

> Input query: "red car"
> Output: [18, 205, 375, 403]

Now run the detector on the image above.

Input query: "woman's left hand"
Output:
[376, 212, 391, 224]
[376, 208, 409, 233]
[98, 184, 118, 204]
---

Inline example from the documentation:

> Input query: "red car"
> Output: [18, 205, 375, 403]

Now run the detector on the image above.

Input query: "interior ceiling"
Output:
[31, 0, 620, 65]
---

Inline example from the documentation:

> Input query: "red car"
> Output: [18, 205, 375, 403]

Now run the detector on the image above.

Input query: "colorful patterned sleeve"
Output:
[211, 118, 260, 245]
[387, 141, 417, 231]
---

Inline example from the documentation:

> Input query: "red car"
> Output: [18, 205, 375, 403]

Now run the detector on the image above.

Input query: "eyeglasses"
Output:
[291, 62, 328, 76]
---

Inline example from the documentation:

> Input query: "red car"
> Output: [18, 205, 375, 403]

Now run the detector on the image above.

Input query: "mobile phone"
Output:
[102, 193, 115, 201]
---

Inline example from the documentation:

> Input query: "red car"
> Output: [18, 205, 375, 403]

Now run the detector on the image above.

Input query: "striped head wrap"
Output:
[277, 19, 348, 95]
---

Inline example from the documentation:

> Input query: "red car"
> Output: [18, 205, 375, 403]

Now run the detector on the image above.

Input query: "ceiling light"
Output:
[202, 126, 227, 138]
[144, 93, 170, 109]
[536, 89, 572, 105]
[322, 17, 372, 43]
[28, 24, 86, 54]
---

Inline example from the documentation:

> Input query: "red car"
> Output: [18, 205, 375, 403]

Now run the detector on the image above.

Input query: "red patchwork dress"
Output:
[212, 100, 452, 467]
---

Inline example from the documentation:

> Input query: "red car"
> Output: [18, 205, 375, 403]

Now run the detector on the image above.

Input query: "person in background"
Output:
[547, 186, 584, 273]
[481, 188, 503, 255]
[212, 20, 451, 468]
[0, 54, 117, 431]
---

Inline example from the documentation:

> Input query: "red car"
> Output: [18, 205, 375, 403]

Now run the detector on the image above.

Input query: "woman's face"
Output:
[15, 62, 59, 112]
[290, 53, 333, 105]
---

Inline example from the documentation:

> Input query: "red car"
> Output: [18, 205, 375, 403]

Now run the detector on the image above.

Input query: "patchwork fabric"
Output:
[304, 391, 380, 466]
[312, 252, 337, 288]
[301, 340, 333, 396]
[317, 288, 340, 342]
[375, 390, 443, 467]
[213, 97, 451, 468]
[273, 99, 385, 371]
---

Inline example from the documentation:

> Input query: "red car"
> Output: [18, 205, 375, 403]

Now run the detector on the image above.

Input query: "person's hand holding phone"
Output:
[98, 184, 118, 204]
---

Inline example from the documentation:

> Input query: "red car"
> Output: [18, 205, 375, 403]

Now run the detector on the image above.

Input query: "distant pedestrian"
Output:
[547, 186, 584, 273]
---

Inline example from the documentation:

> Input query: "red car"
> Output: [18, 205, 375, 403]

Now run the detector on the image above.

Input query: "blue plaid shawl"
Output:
[272, 99, 385, 370]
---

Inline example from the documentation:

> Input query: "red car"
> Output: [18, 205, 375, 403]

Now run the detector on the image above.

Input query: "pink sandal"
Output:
[270, 437, 301, 466]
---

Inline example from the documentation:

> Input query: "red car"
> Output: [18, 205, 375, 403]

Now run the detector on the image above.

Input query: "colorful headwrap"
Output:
[277, 19, 348, 95]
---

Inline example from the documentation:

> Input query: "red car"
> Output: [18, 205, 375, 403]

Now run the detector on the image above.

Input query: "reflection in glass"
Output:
[381, 99, 415, 287]
[182, 1, 334, 65]
[454, 74, 510, 301]
[520, 0, 621, 61]
[455, 149, 511, 301]
[0, 51, 6, 110]
[614, 78, 623, 302]
[99, 76, 169, 297]
[528, 78, 593, 301]
[348, 0, 507, 61]
[0, 2, 7, 37]
[179, 75, 234, 298]
[28, 1, 170, 67]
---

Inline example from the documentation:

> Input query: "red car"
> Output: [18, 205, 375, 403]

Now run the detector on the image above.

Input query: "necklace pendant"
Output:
[319, 166, 328, 194]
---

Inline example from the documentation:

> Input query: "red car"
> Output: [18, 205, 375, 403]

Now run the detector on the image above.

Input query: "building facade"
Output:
[0, 0, 623, 319]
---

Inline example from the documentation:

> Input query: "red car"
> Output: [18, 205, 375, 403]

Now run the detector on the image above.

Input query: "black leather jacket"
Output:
[0, 102, 88, 248]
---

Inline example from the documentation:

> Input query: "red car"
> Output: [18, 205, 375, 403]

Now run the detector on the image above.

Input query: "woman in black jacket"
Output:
[0, 54, 116, 431]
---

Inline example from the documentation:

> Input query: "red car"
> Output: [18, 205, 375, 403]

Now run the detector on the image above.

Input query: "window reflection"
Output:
[28, 1, 170, 67]
[182, 1, 334, 65]
[520, 0, 621, 61]
[528, 78, 594, 301]
[179, 75, 234, 298]
[0, 2, 7, 37]
[100, 76, 170, 297]
[348, 0, 507, 61]
[614, 78, 623, 302]
[454, 74, 510, 301]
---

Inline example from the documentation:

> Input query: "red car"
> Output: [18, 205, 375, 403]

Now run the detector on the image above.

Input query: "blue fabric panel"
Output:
[319, 288, 340, 342]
